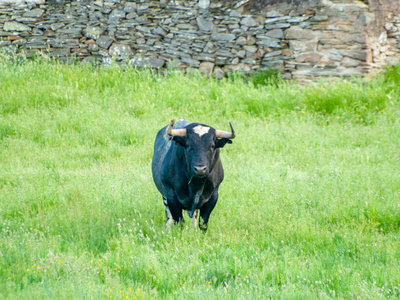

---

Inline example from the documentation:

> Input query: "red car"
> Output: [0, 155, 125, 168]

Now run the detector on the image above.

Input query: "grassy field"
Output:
[1, 56, 400, 299]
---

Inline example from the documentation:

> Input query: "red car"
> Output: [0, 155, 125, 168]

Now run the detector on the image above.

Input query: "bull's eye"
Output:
[209, 145, 215, 151]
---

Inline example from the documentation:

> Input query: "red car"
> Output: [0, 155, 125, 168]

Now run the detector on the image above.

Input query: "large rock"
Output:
[197, 16, 214, 32]
[109, 43, 133, 57]
[228, 63, 251, 73]
[96, 36, 113, 49]
[24, 9, 44, 18]
[85, 26, 104, 40]
[285, 27, 316, 40]
[211, 33, 236, 41]
[198, 0, 210, 9]
[199, 62, 215, 75]
[3, 22, 31, 32]
[266, 29, 283, 39]
[130, 56, 165, 68]
[289, 40, 318, 52]
[0, 0, 44, 3]
[240, 17, 258, 27]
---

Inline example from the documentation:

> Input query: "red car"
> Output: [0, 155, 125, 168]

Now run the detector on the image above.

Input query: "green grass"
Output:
[1, 56, 400, 299]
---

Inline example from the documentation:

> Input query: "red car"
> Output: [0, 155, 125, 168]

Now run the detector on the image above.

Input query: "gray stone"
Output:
[289, 40, 318, 52]
[285, 27, 316, 40]
[124, 2, 136, 13]
[229, 63, 251, 73]
[231, 57, 239, 65]
[256, 36, 281, 48]
[130, 56, 165, 68]
[85, 26, 104, 40]
[295, 53, 322, 63]
[136, 16, 149, 24]
[137, 5, 149, 14]
[229, 10, 241, 17]
[199, 61, 215, 75]
[247, 35, 256, 45]
[109, 43, 132, 57]
[51, 23, 65, 31]
[342, 57, 362, 67]
[235, 36, 247, 45]
[310, 16, 328, 22]
[266, 29, 283, 39]
[126, 12, 137, 20]
[339, 50, 368, 61]
[240, 17, 258, 27]
[181, 57, 200, 67]
[198, 0, 210, 9]
[264, 17, 289, 25]
[211, 33, 236, 41]
[287, 16, 309, 23]
[148, 57, 165, 68]
[197, 16, 214, 32]
[96, 35, 113, 49]
[236, 50, 245, 58]
[0, 40, 11, 46]
[264, 23, 290, 30]
[213, 66, 224, 79]
[153, 27, 167, 36]
[266, 10, 282, 18]
[24, 9, 44, 18]
[244, 45, 257, 53]
[4, 22, 31, 32]
[167, 59, 181, 69]
[204, 41, 215, 54]
[50, 48, 70, 57]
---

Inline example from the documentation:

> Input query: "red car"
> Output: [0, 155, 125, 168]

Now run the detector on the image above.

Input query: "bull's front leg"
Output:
[165, 192, 184, 230]
[199, 191, 218, 232]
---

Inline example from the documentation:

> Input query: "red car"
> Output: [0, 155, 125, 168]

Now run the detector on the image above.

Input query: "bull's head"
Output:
[167, 120, 236, 178]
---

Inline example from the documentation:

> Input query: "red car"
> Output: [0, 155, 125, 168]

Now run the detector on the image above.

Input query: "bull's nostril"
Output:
[193, 165, 207, 175]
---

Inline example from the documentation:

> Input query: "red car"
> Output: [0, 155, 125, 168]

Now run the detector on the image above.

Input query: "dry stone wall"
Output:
[0, 0, 399, 80]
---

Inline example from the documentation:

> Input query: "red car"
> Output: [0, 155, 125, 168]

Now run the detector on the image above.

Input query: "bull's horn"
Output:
[215, 122, 236, 139]
[167, 119, 187, 137]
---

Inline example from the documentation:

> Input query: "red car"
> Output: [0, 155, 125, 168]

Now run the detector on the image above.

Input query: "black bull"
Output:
[151, 120, 236, 231]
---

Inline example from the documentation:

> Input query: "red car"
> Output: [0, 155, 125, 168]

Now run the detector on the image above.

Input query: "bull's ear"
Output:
[172, 136, 186, 147]
[216, 138, 233, 148]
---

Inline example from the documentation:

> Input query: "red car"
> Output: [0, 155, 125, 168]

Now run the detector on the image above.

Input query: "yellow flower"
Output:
[26, 269, 29, 272]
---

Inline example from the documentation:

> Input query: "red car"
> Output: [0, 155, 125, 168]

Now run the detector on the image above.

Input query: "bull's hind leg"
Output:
[163, 197, 175, 230]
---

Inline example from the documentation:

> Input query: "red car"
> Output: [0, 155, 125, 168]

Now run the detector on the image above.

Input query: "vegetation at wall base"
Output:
[1, 56, 400, 299]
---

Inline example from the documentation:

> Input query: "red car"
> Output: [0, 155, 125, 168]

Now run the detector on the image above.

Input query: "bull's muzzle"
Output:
[193, 165, 207, 177]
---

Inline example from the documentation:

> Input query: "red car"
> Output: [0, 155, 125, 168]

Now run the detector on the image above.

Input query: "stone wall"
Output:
[0, 0, 399, 80]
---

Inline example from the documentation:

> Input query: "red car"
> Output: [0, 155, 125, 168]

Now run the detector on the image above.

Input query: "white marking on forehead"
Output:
[193, 125, 210, 137]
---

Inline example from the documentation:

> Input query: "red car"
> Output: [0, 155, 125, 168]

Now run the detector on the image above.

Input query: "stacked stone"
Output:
[384, 13, 400, 65]
[0, 0, 399, 80]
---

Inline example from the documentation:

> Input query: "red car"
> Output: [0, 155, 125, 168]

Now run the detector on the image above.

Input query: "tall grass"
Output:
[1, 56, 400, 299]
